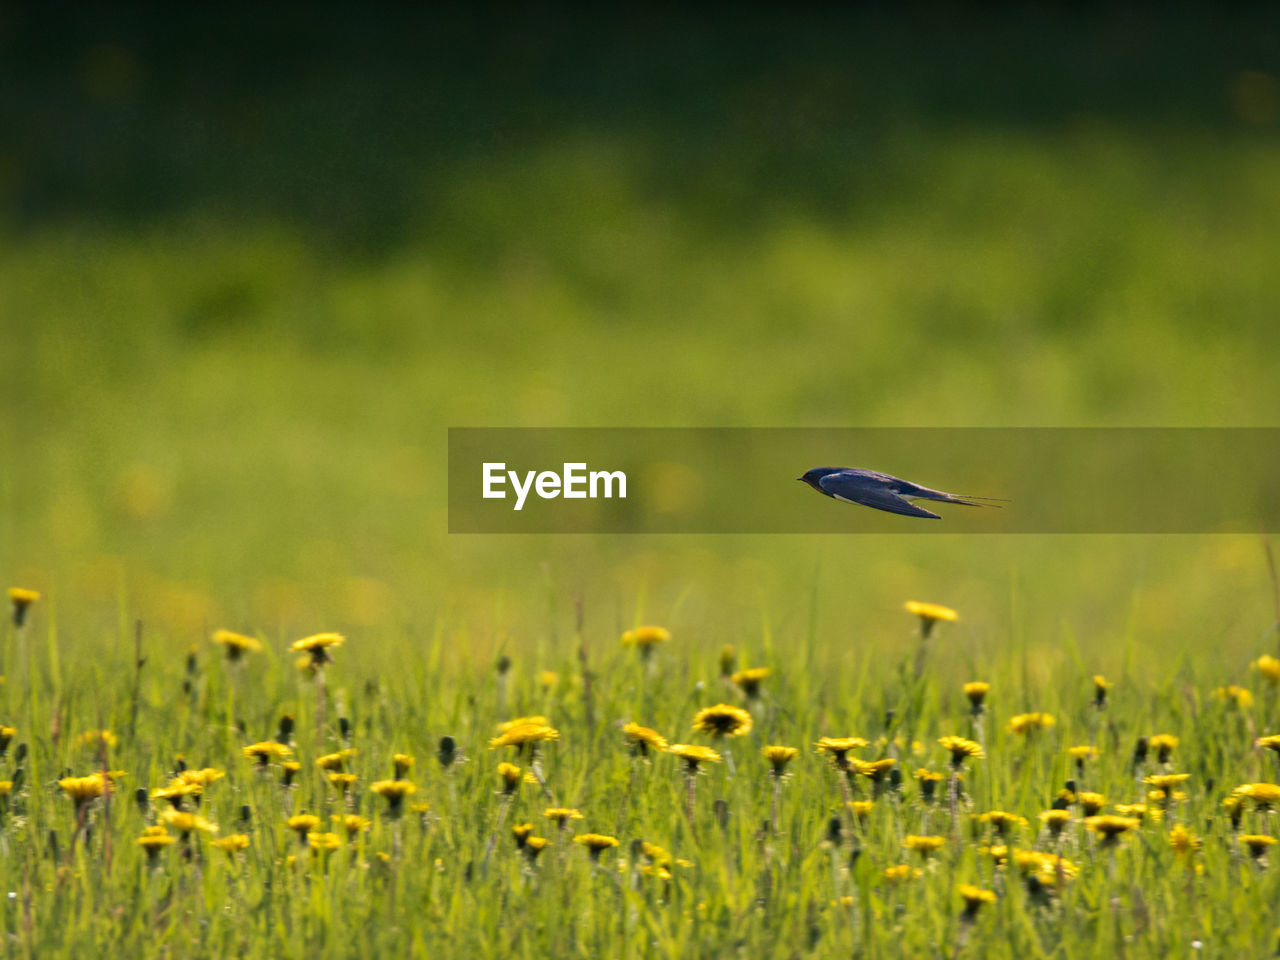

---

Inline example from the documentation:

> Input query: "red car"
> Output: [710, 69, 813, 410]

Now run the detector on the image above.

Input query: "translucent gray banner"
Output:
[448, 428, 1280, 533]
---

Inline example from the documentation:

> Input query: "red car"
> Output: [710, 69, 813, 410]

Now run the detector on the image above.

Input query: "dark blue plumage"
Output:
[797, 467, 1005, 519]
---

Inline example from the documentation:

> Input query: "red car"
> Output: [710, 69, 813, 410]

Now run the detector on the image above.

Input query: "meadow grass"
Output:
[2, 591, 1279, 958]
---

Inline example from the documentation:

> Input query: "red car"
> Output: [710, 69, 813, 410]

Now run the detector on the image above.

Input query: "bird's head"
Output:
[797, 467, 844, 489]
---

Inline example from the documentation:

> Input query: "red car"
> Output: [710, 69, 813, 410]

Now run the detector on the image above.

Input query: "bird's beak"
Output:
[795, 477, 805, 482]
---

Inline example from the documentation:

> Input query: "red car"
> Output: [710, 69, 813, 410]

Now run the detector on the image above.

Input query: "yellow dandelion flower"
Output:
[963, 681, 989, 708]
[1214, 685, 1254, 709]
[1085, 815, 1140, 842]
[316, 748, 358, 771]
[904, 602, 958, 638]
[1092, 675, 1113, 706]
[524, 835, 551, 858]
[1255, 655, 1280, 686]
[495, 763, 522, 793]
[1256, 734, 1280, 754]
[328, 772, 357, 792]
[498, 715, 550, 732]
[1067, 745, 1098, 763]
[212, 629, 261, 659]
[161, 809, 216, 835]
[371, 779, 417, 812]
[290, 632, 345, 665]
[1144, 773, 1191, 791]
[544, 807, 584, 825]
[1240, 834, 1277, 859]
[136, 828, 175, 857]
[539, 670, 559, 689]
[851, 758, 896, 779]
[1039, 809, 1072, 832]
[1222, 795, 1245, 828]
[307, 831, 342, 852]
[691, 704, 753, 738]
[958, 884, 996, 918]
[730, 667, 771, 697]
[210, 834, 249, 856]
[1008, 713, 1055, 735]
[243, 741, 293, 765]
[1078, 792, 1107, 815]
[8, 588, 39, 627]
[670, 744, 721, 771]
[902, 834, 946, 857]
[849, 800, 875, 820]
[151, 781, 203, 806]
[59, 774, 107, 806]
[512, 822, 534, 847]
[976, 810, 1027, 834]
[286, 814, 321, 840]
[1169, 824, 1201, 856]
[762, 745, 798, 775]
[1114, 804, 1148, 820]
[488, 723, 560, 749]
[938, 736, 984, 767]
[621, 626, 671, 650]
[574, 833, 620, 858]
[884, 864, 920, 884]
[623, 722, 669, 755]
[176, 767, 225, 788]
[815, 737, 869, 768]
[1235, 783, 1280, 808]
[393, 753, 414, 778]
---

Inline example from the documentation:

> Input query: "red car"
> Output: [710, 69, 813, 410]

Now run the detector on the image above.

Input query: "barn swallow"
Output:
[797, 467, 1006, 519]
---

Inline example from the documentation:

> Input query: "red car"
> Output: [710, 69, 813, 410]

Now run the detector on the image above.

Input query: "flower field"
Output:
[4, 589, 1280, 958]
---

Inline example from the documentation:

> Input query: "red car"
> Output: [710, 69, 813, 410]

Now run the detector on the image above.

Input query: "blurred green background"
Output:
[2, 6, 1279, 683]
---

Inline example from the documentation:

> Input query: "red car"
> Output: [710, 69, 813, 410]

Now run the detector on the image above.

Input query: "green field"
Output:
[3, 7, 1280, 957]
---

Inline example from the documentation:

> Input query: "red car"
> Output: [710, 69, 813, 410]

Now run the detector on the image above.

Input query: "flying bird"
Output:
[797, 467, 1006, 519]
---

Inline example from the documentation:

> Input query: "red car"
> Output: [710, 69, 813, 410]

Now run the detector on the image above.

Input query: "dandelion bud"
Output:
[339, 717, 351, 742]
[15, 742, 27, 764]
[827, 816, 842, 844]
[240, 803, 252, 824]
[1132, 736, 1149, 765]
[134, 787, 149, 814]
[719, 644, 736, 676]
[277, 714, 295, 743]
[438, 736, 457, 769]
[496, 655, 512, 676]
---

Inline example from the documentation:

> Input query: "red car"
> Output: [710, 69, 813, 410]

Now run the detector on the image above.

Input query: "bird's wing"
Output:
[817, 473, 942, 519]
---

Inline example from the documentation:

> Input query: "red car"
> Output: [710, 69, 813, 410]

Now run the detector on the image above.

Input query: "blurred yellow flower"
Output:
[1255, 655, 1280, 685]
[623, 722, 668, 755]
[904, 601, 958, 638]
[621, 626, 671, 650]
[1214, 685, 1253, 709]
[963, 681, 989, 707]
[9, 587, 40, 627]
[1084, 815, 1140, 843]
[762, 745, 798, 774]
[1234, 783, 1280, 808]
[903, 835, 946, 857]
[212, 834, 251, 854]
[291, 633, 345, 665]
[938, 736, 984, 767]
[489, 723, 560, 749]
[730, 667, 771, 697]
[212, 629, 261, 659]
[1008, 713, 1055, 735]
[162, 809, 216, 835]
[691, 704, 753, 738]
[670, 744, 721, 770]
